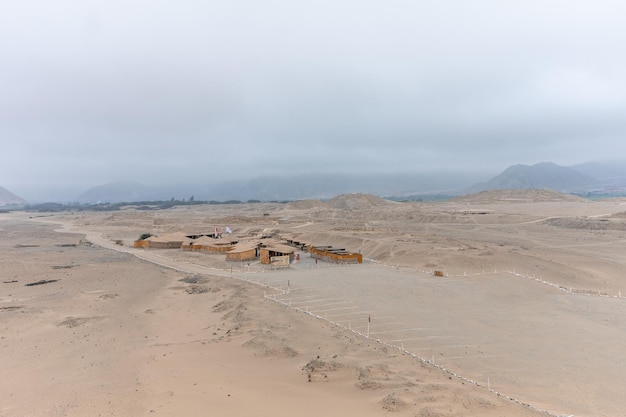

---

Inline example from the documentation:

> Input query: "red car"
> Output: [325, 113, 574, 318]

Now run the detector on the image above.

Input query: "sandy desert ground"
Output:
[2, 190, 626, 417]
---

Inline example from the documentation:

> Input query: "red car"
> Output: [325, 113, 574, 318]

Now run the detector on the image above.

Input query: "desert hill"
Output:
[453, 189, 588, 204]
[0, 186, 27, 206]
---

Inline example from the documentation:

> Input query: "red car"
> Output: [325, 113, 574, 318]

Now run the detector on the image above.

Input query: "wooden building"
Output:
[308, 245, 363, 264]
[259, 241, 295, 266]
[225, 241, 260, 262]
[185, 236, 235, 254]
[134, 232, 191, 249]
[134, 239, 149, 249]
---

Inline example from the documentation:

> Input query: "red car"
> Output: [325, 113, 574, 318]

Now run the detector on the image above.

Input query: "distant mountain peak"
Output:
[0, 186, 27, 206]
[466, 162, 598, 194]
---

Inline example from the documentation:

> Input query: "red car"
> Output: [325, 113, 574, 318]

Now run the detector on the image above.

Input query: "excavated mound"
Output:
[453, 189, 588, 204]
[285, 199, 329, 210]
[326, 193, 392, 209]
[544, 217, 626, 231]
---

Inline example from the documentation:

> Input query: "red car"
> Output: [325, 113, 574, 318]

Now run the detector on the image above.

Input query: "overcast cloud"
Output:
[2, 1, 626, 200]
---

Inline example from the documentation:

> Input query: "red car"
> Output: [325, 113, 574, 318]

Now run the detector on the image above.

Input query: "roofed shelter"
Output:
[226, 240, 260, 262]
[259, 241, 295, 266]
[189, 236, 236, 253]
[308, 245, 362, 264]
[282, 234, 309, 250]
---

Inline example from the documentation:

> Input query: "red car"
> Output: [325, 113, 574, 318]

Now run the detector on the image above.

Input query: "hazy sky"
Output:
[2, 1, 626, 200]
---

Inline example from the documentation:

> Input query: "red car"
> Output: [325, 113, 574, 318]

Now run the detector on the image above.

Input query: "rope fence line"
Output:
[505, 270, 623, 299]
[229, 259, 603, 417]
[449, 267, 624, 299]
[119, 249, 606, 417]
[118, 257, 572, 417]
[263, 291, 565, 417]
[367, 257, 624, 300]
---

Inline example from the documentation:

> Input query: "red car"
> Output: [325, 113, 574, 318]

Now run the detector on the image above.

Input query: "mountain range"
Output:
[2, 160, 626, 206]
[70, 161, 626, 203]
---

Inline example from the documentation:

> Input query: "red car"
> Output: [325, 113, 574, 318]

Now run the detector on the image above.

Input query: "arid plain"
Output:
[2, 190, 626, 417]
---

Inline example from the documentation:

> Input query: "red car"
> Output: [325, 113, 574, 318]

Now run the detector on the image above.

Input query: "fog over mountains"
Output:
[2, 160, 626, 206]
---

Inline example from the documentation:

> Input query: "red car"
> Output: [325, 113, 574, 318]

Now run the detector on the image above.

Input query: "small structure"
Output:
[433, 270, 445, 277]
